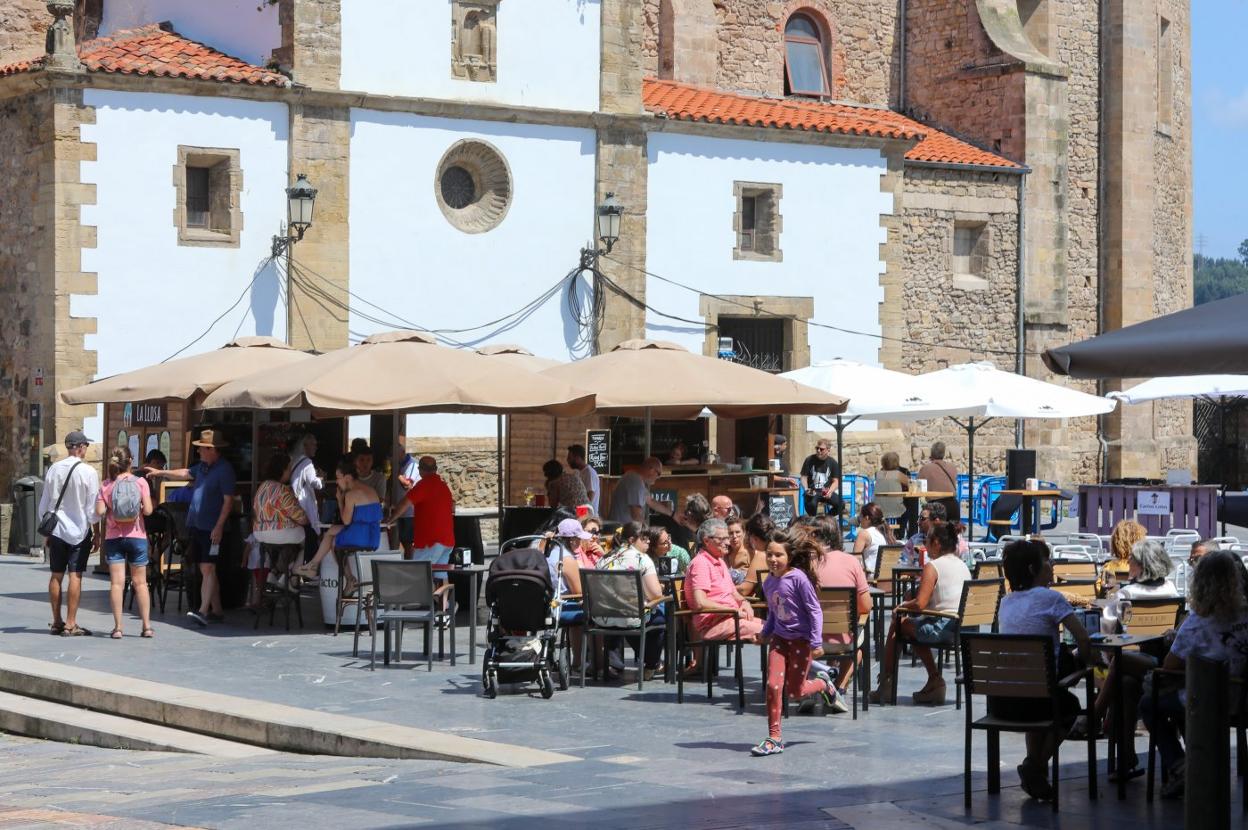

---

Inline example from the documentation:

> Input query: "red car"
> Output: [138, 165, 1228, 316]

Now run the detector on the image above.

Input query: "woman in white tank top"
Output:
[852, 502, 897, 574]
[870, 523, 971, 706]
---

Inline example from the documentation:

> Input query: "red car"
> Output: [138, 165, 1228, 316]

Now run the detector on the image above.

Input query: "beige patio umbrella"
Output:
[540, 339, 848, 455]
[59, 336, 311, 405]
[475, 345, 564, 521]
[201, 331, 594, 416]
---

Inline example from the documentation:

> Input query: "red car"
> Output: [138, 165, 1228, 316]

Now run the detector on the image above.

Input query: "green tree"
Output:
[1194, 248, 1248, 305]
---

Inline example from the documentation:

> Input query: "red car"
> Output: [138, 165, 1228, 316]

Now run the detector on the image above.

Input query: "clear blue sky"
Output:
[1192, 2, 1247, 260]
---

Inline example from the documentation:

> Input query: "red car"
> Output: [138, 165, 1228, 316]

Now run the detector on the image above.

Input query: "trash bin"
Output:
[11, 475, 44, 553]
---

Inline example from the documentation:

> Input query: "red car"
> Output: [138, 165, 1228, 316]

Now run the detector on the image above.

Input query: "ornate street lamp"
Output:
[596, 191, 623, 254]
[286, 174, 317, 241]
[272, 173, 317, 257]
[581, 192, 625, 270]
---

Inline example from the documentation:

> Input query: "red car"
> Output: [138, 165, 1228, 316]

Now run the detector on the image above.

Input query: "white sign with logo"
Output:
[1137, 490, 1171, 516]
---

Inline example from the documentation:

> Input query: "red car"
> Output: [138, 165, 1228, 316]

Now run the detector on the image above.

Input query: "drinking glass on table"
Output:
[1119, 600, 1133, 635]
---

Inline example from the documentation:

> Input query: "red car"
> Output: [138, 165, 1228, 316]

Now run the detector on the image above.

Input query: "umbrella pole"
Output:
[390, 411, 402, 549]
[497, 414, 504, 535]
[1221, 396, 1228, 536]
[644, 407, 652, 459]
[949, 416, 978, 542]
[837, 416, 844, 488]
[967, 417, 976, 542]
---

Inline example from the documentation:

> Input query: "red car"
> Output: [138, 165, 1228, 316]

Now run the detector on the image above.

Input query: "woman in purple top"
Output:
[752, 530, 835, 757]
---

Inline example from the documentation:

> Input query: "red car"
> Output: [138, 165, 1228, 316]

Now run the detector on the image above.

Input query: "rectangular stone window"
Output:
[452, 0, 499, 83]
[733, 182, 783, 262]
[173, 146, 242, 248]
[953, 221, 990, 290]
[1157, 17, 1173, 133]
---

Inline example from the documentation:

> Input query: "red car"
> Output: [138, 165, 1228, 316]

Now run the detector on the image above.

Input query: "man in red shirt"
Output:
[390, 456, 455, 563]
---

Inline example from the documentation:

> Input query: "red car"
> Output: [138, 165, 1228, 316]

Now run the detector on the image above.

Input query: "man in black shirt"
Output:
[800, 439, 842, 518]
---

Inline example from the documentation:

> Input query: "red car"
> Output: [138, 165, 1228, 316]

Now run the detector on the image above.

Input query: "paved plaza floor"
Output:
[0, 555, 1225, 829]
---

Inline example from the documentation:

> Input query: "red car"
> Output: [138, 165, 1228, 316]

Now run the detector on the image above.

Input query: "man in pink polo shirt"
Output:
[684, 518, 763, 642]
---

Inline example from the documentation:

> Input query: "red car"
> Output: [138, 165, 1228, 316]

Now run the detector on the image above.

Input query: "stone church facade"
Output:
[0, 0, 1192, 507]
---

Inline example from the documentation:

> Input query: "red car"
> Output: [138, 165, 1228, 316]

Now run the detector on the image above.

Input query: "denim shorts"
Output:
[560, 600, 585, 625]
[105, 537, 149, 567]
[911, 614, 958, 646]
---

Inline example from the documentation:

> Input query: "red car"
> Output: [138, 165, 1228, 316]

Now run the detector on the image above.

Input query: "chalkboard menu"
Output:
[768, 492, 798, 529]
[586, 429, 610, 474]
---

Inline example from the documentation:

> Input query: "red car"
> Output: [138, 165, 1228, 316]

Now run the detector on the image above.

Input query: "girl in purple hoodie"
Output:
[752, 530, 835, 756]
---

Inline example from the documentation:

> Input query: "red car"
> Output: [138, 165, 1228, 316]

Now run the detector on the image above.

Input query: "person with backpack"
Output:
[39, 430, 101, 637]
[96, 445, 154, 639]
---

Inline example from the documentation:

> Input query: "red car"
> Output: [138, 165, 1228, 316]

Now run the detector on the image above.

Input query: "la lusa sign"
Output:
[124, 402, 167, 428]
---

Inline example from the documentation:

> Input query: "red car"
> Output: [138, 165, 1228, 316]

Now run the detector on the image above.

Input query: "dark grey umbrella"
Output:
[1043, 292, 1248, 379]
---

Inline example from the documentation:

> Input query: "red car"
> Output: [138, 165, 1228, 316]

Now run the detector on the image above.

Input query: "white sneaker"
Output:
[816, 670, 850, 714]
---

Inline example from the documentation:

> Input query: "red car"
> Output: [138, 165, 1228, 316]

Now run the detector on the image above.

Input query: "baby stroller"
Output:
[482, 536, 570, 699]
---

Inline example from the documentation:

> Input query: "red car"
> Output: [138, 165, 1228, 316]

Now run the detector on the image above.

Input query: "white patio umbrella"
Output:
[1108, 375, 1248, 404]
[917, 362, 1117, 539]
[780, 359, 982, 480]
[1110, 374, 1248, 533]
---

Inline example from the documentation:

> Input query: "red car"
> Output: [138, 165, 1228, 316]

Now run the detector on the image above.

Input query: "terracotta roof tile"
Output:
[643, 78, 1021, 170]
[0, 24, 287, 87]
[0, 56, 40, 77]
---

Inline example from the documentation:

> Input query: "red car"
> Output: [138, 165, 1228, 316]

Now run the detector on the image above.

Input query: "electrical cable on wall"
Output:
[603, 255, 1042, 360]
[286, 256, 570, 348]
[160, 256, 270, 363]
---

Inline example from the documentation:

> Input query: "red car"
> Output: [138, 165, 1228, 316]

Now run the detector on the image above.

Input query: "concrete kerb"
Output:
[0, 690, 275, 758]
[0, 652, 574, 767]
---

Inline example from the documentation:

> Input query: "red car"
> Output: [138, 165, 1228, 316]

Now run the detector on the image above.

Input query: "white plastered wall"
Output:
[100, 0, 281, 66]
[646, 131, 891, 363]
[341, 0, 601, 111]
[78, 90, 290, 439]
[349, 109, 597, 438]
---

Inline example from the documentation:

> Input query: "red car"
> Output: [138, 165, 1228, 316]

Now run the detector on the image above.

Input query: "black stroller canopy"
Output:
[1043, 292, 1248, 379]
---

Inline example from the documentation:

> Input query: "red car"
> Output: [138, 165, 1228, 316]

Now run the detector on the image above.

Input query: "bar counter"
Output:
[601, 468, 792, 517]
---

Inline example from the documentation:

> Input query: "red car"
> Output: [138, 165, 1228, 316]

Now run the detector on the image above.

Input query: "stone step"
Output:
[0, 690, 276, 758]
[0, 652, 573, 767]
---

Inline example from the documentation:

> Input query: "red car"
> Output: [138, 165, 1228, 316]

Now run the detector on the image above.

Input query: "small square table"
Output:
[1089, 632, 1166, 799]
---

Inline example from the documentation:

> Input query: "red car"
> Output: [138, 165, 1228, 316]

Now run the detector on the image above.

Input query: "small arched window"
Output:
[784, 14, 829, 97]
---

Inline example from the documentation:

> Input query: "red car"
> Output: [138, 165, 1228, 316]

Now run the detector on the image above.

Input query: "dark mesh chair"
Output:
[156, 502, 191, 613]
[369, 560, 455, 671]
[580, 569, 665, 692]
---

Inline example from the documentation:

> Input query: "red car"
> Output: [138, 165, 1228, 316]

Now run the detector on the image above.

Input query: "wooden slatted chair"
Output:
[672, 577, 748, 711]
[951, 579, 1005, 709]
[1055, 577, 1098, 607]
[1122, 597, 1185, 638]
[960, 633, 1097, 812]
[1146, 661, 1248, 809]
[818, 586, 871, 718]
[870, 544, 906, 653]
[1051, 560, 1098, 582]
[974, 560, 1005, 583]
[887, 578, 1003, 707]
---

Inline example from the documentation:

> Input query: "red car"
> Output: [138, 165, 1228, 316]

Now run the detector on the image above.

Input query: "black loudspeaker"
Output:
[1006, 449, 1036, 490]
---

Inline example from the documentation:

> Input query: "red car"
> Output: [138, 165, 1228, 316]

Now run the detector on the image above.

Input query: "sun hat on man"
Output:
[191, 429, 229, 449]
[556, 518, 592, 539]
